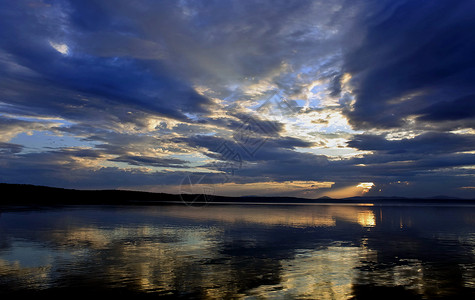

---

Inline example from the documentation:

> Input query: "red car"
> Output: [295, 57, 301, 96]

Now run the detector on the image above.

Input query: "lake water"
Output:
[0, 203, 474, 299]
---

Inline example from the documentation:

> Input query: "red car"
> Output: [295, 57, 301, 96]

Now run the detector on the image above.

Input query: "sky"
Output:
[0, 0, 474, 199]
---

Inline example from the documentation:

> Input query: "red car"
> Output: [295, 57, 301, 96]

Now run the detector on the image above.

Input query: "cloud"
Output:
[0, 0, 473, 198]
[416, 94, 475, 123]
[348, 132, 475, 155]
[0, 142, 23, 155]
[341, 0, 475, 130]
[346, 132, 475, 184]
[109, 155, 189, 168]
[0, 116, 58, 142]
[0, 148, 188, 189]
[0, 1, 213, 124]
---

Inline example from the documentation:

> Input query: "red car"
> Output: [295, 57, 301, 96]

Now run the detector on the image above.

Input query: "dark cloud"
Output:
[338, 131, 475, 196]
[342, 0, 475, 130]
[416, 94, 475, 122]
[109, 155, 189, 168]
[228, 112, 284, 137]
[348, 132, 475, 155]
[176, 130, 316, 163]
[0, 148, 187, 189]
[0, 0, 212, 123]
[351, 153, 475, 178]
[0, 142, 23, 155]
[0, 116, 54, 135]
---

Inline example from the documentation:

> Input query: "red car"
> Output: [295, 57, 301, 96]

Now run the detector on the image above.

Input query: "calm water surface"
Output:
[0, 203, 474, 299]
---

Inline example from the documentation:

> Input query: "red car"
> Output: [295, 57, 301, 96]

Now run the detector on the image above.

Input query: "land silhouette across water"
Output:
[1, 183, 473, 207]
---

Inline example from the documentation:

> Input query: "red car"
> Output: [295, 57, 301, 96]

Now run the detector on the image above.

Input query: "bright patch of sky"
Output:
[243, 81, 363, 159]
[49, 41, 69, 55]
[10, 130, 99, 154]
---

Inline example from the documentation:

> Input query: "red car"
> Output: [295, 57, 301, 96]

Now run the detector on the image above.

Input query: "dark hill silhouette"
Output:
[0, 183, 473, 206]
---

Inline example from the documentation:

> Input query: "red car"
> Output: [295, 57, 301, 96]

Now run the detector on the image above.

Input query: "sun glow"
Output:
[320, 182, 375, 199]
[357, 182, 375, 193]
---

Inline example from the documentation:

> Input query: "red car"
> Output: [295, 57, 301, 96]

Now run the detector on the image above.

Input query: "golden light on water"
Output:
[247, 247, 363, 299]
[357, 210, 376, 227]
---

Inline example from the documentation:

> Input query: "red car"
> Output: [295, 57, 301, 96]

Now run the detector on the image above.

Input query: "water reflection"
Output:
[0, 204, 474, 298]
[357, 211, 376, 228]
[140, 204, 376, 228]
[246, 246, 366, 299]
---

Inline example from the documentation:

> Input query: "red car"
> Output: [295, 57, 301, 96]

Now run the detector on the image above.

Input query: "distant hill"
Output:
[0, 183, 473, 206]
[0, 183, 178, 206]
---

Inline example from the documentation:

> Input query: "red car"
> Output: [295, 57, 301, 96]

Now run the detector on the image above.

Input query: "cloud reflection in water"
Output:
[0, 204, 474, 298]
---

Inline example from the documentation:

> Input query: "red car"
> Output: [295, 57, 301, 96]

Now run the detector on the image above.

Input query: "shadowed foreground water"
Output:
[0, 203, 474, 299]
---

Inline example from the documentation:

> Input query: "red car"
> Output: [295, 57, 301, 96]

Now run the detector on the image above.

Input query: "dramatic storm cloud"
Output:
[0, 0, 474, 198]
